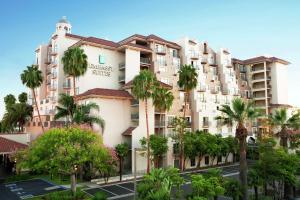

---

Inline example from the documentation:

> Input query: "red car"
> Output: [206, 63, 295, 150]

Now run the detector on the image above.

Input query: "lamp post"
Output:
[133, 148, 147, 200]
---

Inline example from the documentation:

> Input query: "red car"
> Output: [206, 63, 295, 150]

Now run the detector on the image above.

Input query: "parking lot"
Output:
[83, 164, 240, 200]
[0, 179, 66, 200]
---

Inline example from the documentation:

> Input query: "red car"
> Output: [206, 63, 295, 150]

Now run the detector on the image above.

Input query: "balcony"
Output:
[155, 120, 166, 128]
[190, 51, 199, 59]
[201, 57, 207, 64]
[119, 62, 125, 70]
[46, 67, 51, 75]
[50, 84, 57, 91]
[50, 49, 58, 56]
[131, 99, 139, 107]
[63, 82, 71, 89]
[240, 67, 247, 73]
[233, 89, 240, 96]
[51, 72, 57, 79]
[46, 79, 51, 85]
[50, 96, 57, 102]
[118, 74, 125, 83]
[44, 58, 51, 65]
[198, 85, 206, 92]
[155, 47, 166, 54]
[140, 57, 151, 66]
[210, 87, 220, 94]
[131, 113, 139, 121]
[203, 121, 209, 128]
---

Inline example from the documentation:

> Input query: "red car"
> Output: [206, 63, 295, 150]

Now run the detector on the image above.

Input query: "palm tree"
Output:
[216, 98, 262, 200]
[54, 93, 77, 124]
[4, 94, 16, 110]
[152, 87, 174, 135]
[177, 64, 198, 171]
[132, 70, 159, 173]
[62, 47, 88, 98]
[73, 102, 105, 131]
[268, 108, 300, 148]
[18, 92, 28, 103]
[21, 65, 44, 133]
[10, 103, 33, 132]
[177, 64, 198, 118]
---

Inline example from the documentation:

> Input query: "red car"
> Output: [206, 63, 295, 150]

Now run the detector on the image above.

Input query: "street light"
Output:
[133, 148, 147, 200]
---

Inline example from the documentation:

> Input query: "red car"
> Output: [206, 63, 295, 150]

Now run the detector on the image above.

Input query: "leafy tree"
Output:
[189, 174, 224, 200]
[224, 136, 238, 163]
[18, 92, 28, 103]
[62, 47, 88, 97]
[141, 134, 168, 168]
[216, 98, 262, 200]
[183, 132, 197, 168]
[194, 131, 208, 168]
[247, 168, 263, 200]
[170, 117, 187, 171]
[115, 143, 129, 181]
[206, 134, 221, 166]
[137, 168, 184, 200]
[22, 127, 110, 196]
[132, 70, 159, 173]
[20, 65, 44, 132]
[268, 108, 300, 148]
[224, 178, 242, 200]
[4, 94, 16, 109]
[152, 87, 174, 135]
[177, 64, 197, 171]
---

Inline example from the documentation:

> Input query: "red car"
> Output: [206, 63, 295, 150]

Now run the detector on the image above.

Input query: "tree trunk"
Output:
[254, 186, 258, 200]
[239, 136, 248, 200]
[71, 173, 76, 196]
[197, 155, 202, 168]
[119, 158, 123, 181]
[73, 76, 76, 99]
[180, 91, 189, 172]
[32, 89, 44, 133]
[145, 99, 150, 173]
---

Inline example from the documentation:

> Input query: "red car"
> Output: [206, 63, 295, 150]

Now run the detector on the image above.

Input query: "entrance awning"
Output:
[0, 137, 28, 155]
[121, 127, 136, 136]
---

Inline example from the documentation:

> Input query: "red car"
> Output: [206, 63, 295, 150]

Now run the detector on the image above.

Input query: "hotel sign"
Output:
[88, 63, 113, 77]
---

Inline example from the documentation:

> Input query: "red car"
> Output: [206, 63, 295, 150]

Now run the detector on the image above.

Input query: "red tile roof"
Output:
[123, 80, 173, 90]
[122, 127, 136, 136]
[0, 137, 28, 153]
[232, 56, 290, 65]
[119, 43, 152, 52]
[83, 37, 119, 48]
[76, 88, 134, 100]
[65, 33, 85, 40]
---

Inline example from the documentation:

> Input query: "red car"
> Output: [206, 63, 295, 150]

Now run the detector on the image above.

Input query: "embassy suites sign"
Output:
[88, 63, 113, 77]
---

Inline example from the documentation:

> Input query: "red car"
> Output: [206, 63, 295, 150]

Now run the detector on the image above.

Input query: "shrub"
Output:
[92, 192, 107, 200]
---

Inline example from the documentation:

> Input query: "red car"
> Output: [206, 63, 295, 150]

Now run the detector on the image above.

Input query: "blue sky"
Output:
[0, 0, 300, 118]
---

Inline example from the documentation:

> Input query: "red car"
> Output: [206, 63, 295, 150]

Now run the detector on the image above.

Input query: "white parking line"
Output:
[108, 193, 134, 200]
[116, 184, 134, 192]
[93, 187, 119, 197]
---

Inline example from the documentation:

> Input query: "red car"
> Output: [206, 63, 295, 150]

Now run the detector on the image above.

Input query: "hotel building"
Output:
[25, 17, 290, 172]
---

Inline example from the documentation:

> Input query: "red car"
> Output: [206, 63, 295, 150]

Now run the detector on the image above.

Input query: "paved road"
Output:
[83, 164, 241, 200]
[0, 179, 66, 200]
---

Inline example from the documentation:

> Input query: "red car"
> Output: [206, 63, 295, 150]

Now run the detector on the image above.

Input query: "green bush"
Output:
[92, 192, 107, 200]
[29, 189, 89, 200]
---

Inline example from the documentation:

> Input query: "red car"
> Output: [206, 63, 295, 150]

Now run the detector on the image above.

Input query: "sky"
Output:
[0, 0, 299, 118]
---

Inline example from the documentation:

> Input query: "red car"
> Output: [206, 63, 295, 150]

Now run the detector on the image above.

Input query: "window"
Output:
[190, 157, 196, 167]
[205, 156, 209, 165]
[173, 143, 179, 154]
[174, 159, 180, 169]
[170, 49, 178, 57]
[203, 117, 209, 127]
[99, 55, 105, 64]
[203, 129, 208, 133]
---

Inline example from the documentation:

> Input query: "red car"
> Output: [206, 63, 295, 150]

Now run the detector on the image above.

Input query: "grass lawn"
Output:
[27, 188, 93, 200]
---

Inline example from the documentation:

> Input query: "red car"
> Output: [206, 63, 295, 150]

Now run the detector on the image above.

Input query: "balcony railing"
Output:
[119, 62, 125, 70]
[131, 99, 139, 106]
[140, 57, 151, 65]
[222, 87, 229, 95]
[131, 113, 139, 121]
[155, 47, 166, 54]
[203, 121, 209, 128]
[51, 72, 57, 79]
[155, 120, 166, 127]
[50, 84, 57, 91]
[233, 89, 240, 96]
[190, 51, 199, 59]
[63, 82, 71, 89]
[118, 74, 125, 82]
[198, 85, 206, 92]
[210, 87, 220, 94]
[46, 79, 51, 85]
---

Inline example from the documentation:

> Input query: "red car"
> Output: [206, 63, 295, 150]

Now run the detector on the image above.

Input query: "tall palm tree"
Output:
[152, 87, 174, 135]
[73, 102, 105, 131]
[216, 98, 262, 200]
[62, 47, 88, 98]
[21, 65, 44, 133]
[54, 93, 77, 124]
[177, 64, 198, 118]
[4, 94, 16, 110]
[132, 70, 159, 173]
[177, 64, 198, 171]
[268, 108, 300, 148]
